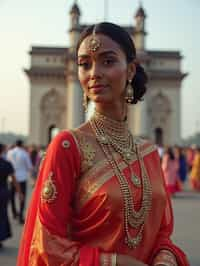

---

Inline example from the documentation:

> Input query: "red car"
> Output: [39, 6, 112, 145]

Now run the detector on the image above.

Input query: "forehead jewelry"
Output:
[88, 26, 101, 52]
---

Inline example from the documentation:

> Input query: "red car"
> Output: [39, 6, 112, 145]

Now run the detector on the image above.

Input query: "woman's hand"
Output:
[116, 254, 149, 266]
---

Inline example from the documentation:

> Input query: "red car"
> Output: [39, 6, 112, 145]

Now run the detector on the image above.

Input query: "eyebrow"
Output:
[78, 50, 118, 59]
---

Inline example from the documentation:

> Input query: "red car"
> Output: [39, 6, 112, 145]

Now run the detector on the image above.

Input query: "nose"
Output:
[90, 62, 102, 80]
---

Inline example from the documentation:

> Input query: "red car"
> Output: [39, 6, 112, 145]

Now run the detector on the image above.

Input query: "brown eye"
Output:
[103, 58, 115, 66]
[77, 62, 90, 70]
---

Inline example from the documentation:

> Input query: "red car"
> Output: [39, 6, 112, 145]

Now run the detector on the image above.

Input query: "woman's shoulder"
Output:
[41, 130, 82, 174]
[47, 130, 81, 157]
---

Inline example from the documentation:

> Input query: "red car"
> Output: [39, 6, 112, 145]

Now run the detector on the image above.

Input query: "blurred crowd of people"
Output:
[157, 144, 200, 196]
[0, 140, 45, 249]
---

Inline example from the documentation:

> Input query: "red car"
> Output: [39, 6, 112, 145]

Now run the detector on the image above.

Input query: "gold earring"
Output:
[83, 93, 88, 112]
[125, 79, 134, 104]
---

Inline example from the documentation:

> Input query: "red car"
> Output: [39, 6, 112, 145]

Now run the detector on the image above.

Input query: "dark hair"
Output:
[167, 147, 175, 160]
[16, 139, 23, 147]
[76, 22, 148, 104]
[0, 143, 5, 154]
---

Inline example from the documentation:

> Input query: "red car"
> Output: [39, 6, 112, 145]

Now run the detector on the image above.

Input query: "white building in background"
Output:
[25, 2, 187, 146]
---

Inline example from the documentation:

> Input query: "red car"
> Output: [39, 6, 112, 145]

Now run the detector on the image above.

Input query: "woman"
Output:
[17, 22, 188, 265]
[174, 147, 187, 189]
[29, 144, 40, 186]
[162, 147, 180, 195]
[0, 144, 21, 248]
[190, 147, 200, 191]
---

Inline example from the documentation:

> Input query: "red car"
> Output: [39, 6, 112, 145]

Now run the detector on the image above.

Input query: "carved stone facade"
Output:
[25, 3, 187, 146]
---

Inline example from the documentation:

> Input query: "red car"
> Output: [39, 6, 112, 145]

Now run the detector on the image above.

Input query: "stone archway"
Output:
[149, 92, 171, 144]
[40, 88, 65, 145]
[154, 127, 163, 145]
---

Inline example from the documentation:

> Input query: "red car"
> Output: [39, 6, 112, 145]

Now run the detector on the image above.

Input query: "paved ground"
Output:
[0, 184, 199, 265]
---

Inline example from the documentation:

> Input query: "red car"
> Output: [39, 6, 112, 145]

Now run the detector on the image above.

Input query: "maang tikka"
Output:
[87, 25, 101, 52]
[125, 79, 134, 104]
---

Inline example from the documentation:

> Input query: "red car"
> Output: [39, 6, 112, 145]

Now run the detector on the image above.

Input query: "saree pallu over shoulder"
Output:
[17, 131, 101, 266]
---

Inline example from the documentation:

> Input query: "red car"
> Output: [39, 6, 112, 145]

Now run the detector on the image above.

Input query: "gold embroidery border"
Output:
[70, 129, 97, 173]
[69, 130, 82, 158]
[77, 143, 157, 209]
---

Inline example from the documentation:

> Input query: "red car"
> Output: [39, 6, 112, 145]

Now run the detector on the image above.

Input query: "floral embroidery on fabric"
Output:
[41, 172, 57, 203]
[79, 136, 96, 172]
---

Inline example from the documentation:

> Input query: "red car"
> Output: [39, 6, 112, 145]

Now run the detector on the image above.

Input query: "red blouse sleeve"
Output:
[17, 131, 101, 266]
[149, 153, 189, 266]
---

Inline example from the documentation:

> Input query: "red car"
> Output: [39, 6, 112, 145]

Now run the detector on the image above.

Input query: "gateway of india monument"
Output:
[25, 1, 187, 146]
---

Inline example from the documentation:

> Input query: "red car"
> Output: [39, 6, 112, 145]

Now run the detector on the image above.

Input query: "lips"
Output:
[89, 84, 106, 93]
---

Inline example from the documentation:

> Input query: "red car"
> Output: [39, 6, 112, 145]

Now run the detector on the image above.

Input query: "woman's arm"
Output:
[18, 131, 124, 266]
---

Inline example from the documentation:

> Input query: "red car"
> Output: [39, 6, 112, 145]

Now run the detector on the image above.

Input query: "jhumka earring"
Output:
[125, 79, 134, 104]
[87, 25, 101, 52]
[83, 93, 88, 112]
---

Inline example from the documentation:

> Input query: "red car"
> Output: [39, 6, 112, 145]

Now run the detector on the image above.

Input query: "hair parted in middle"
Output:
[76, 22, 148, 105]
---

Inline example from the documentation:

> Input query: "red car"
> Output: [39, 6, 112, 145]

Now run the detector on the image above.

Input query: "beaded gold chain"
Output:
[90, 115, 152, 248]
[93, 111, 135, 162]
[93, 111, 141, 187]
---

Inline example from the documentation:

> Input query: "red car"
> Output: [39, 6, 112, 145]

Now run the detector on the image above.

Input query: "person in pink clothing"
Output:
[162, 147, 180, 195]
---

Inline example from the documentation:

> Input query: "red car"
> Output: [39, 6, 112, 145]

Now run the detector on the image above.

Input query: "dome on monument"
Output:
[135, 6, 146, 18]
[70, 3, 81, 16]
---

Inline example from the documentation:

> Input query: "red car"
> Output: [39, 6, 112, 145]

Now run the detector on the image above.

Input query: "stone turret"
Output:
[66, 1, 84, 129]
[69, 2, 81, 49]
[134, 3, 147, 51]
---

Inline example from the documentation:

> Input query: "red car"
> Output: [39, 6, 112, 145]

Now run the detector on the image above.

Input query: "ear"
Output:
[127, 62, 136, 81]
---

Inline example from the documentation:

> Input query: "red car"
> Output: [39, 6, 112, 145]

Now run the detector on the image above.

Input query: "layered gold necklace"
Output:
[90, 110, 152, 248]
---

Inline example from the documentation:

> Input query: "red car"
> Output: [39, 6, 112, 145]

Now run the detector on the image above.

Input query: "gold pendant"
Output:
[125, 231, 142, 248]
[131, 174, 141, 187]
[124, 151, 134, 162]
[98, 135, 108, 145]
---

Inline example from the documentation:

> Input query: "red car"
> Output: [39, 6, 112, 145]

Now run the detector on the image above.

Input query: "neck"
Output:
[95, 101, 127, 121]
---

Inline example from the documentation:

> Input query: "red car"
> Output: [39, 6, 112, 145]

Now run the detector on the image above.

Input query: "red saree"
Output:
[17, 130, 189, 266]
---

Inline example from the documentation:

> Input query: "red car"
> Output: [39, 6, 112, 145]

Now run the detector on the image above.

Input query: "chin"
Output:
[93, 96, 112, 104]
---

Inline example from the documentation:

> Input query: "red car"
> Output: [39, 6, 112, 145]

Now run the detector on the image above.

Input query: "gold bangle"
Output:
[154, 263, 176, 266]
[153, 250, 177, 266]
[111, 253, 117, 266]
[153, 258, 177, 266]
[159, 250, 177, 259]
[101, 253, 113, 266]
[101, 253, 109, 266]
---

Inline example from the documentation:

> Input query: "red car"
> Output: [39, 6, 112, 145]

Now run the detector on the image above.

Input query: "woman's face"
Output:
[77, 33, 135, 105]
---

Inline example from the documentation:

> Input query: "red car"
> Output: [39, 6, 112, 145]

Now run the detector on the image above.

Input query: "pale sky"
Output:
[0, 0, 199, 138]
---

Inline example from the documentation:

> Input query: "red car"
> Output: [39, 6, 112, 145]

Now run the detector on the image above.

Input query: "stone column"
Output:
[66, 3, 85, 129]
[66, 54, 85, 129]
[128, 100, 147, 138]
[139, 100, 147, 138]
